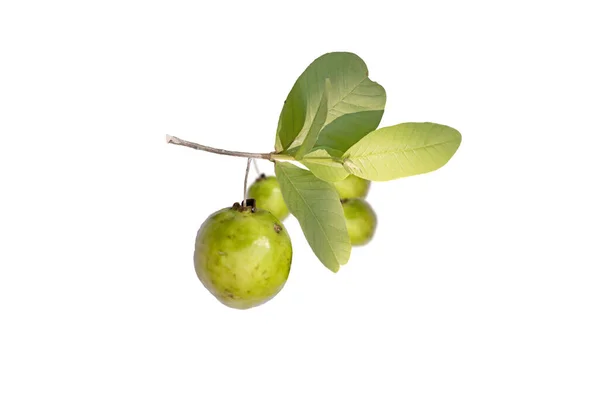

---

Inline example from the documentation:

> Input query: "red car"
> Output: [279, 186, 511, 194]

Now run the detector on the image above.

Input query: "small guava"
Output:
[333, 175, 371, 199]
[194, 200, 292, 309]
[342, 198, 377, 246]
[248, 174, 289, 220]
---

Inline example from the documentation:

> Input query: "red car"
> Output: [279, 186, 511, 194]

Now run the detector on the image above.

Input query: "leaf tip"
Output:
[327, 263, 340, 273]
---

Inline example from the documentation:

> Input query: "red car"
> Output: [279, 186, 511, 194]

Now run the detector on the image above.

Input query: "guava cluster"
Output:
[193, 173, 376, 310]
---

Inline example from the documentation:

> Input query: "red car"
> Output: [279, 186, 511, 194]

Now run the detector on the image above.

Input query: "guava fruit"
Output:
[342, 198, 377, 246]
[248, 174, 289, 220]
[194, 200, 292, 309]
[333, 175, 371, 199]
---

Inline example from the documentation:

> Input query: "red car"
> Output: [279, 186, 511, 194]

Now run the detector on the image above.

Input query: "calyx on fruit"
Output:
[248, 174, 289, 220]
[342, 198, 377, 246]
[194, 199, 292, 309]
[333, 175, 370, 199]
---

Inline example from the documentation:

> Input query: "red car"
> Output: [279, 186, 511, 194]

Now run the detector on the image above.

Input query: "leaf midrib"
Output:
[289, 76, 368, 151]
[349, 138, 460, 158]
[329, 75, 368, 113]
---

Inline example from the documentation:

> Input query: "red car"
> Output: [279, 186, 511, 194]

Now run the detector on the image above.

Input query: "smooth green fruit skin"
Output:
[194, 207, 292, 309]
[342, 199, 377, 246]
[334, 175, 370, 199]
[248, 176, 289, 220]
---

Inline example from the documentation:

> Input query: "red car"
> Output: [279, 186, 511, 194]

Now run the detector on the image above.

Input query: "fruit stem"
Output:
[252, 159, 261, 175]
[166, 135, 294, 161]
[243, 158, 251, 206]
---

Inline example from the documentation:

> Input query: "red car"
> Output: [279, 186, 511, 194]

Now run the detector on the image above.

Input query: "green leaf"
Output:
[343, 122, 462, 181]
[315, 110, 386, 153]
[275, 52, 386, 153]
[275, 162, 351, 272]
[301, 147, 349, 182]
[294, 79, 331, 160]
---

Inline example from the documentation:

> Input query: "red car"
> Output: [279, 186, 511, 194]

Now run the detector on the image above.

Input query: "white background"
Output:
[1, 1, 599, 398]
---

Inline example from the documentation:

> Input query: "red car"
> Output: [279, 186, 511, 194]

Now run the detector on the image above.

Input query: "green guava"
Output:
[247, 174, 289, 220]
[194, 201, 292, 309]
[342, 198, 377, 246]
[333, 175, 371, 199]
